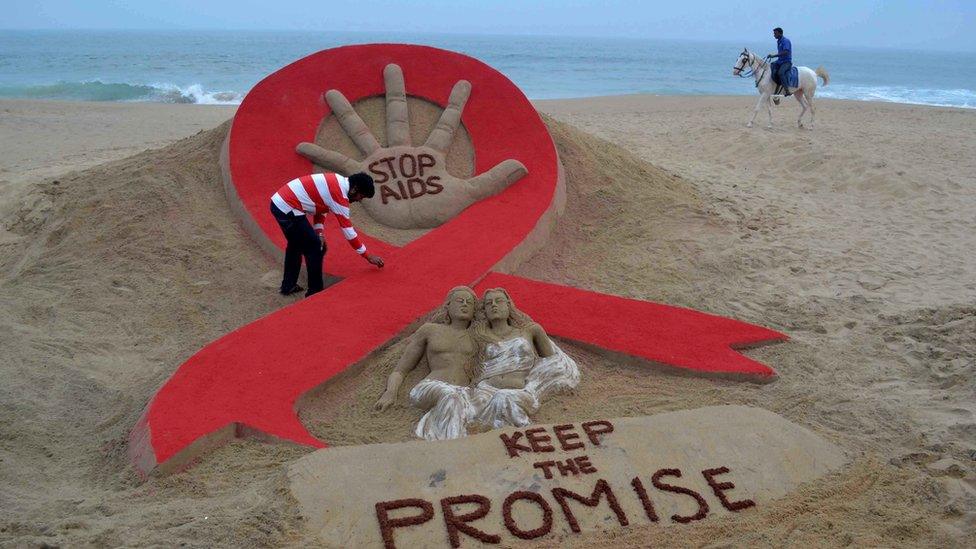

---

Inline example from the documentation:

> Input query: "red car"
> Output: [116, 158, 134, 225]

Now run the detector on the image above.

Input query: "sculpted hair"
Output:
[428, 286, 477, 325]
[472, 288, 537, 348]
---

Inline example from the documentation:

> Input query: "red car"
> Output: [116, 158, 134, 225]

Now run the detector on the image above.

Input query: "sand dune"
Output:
[0, 96, 973, 547]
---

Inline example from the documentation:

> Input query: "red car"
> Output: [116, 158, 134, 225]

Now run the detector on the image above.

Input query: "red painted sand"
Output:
[129, 45, 785, 475]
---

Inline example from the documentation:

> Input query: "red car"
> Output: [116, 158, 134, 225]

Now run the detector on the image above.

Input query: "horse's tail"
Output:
[816, 66, 830, 86]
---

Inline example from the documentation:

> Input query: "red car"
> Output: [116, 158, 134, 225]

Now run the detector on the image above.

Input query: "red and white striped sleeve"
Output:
[311, 213, 326, 234]
[322, 174, 367, 256]
[334, 211, 366, 255]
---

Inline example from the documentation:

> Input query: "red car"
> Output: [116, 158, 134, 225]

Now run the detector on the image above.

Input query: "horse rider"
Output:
[769, 27, 792, 103]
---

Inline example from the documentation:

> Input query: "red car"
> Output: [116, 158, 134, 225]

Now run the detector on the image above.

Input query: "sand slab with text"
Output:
[289, 405, 847, 548]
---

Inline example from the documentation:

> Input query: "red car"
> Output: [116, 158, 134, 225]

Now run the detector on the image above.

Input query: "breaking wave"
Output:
[0, 80, 243, 104]
[818, 84, 976, 109]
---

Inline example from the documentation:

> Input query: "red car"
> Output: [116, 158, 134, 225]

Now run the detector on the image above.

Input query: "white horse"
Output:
[732, 48, 829, 129]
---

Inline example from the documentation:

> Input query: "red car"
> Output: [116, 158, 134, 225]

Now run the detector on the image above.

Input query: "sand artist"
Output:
[269, 171, 385, 297]
[375, 287, 580, 440]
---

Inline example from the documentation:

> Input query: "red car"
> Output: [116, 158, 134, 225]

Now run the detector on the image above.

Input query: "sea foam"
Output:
[819, 84, 975, 109]
[0, 80, 242, 104]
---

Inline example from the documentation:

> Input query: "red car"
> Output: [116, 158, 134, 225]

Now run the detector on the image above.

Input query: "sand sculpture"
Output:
[375, 286, 480, 440]
[376, 287, 580, 440]
[289, 407, 848, 547]
[129, 44, 786, 477]
[297, 64, 527, 229]
[469, 288, 580, 430]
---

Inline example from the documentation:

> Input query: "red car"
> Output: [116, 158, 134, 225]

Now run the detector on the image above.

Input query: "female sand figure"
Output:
[470, 288, 580, 429]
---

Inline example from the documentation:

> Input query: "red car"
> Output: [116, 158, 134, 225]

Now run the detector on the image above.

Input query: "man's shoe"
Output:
[280, 284, 305, 296]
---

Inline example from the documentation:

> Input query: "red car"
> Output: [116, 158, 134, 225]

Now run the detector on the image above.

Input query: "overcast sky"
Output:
[5, 0, 975, 52]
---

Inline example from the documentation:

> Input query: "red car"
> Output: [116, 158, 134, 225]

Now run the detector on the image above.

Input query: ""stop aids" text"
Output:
[369, 153, 444, 204]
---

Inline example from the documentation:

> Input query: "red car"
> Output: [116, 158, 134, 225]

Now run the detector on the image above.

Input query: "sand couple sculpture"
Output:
[375, 286, 581, 441]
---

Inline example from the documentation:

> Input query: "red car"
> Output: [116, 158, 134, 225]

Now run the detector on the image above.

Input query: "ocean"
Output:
[1, 30, 974, 108]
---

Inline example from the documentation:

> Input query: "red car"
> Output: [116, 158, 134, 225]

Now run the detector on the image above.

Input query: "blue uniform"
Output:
[772, 36, 793, 90]
[775, 37, 792, 64]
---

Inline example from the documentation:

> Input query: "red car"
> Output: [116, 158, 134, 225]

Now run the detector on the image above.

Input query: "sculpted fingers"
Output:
[325, 89, 380, 155]
[296, 142, 362, 176]
[463, 159, 528, 201]
[425, 80, 471, 152]
[383, 64, 410, 147]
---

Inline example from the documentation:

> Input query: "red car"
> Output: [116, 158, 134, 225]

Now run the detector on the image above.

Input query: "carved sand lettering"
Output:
[375, 498, 435, 549]
[532, 455, 597, 479]
[499, 421, 614, 458]
[364, 152, 452, 205]
[555, 457, 578, 476]
[580, 420, 614, 445]
[369, 464, 756, 545]
[502, 491, 553, 540]
[650, 468, 710, 524]
[630, 476, 660, 522]
[551, 479, 629, 533]
[499, 431, 533, 458]
[552, 423, 585, 451]
[575, 455, 597, 474]
[525, 427, 555, 453]
[702, 466, 756, 512]
[426, 175, 444, 195]
[440, 494, 500, 547]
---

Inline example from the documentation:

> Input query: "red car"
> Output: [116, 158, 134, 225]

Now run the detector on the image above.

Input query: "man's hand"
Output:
[374, 390, 395, 411]
[297, 64, 528, 229]
[366, 254, 384, 268]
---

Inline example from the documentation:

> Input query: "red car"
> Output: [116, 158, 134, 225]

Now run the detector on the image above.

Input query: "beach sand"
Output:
[0, 99, 236, 185]
[0, 95, 973, 547]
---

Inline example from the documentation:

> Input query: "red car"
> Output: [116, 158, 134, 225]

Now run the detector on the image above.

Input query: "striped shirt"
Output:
[270, 173, 367, 255]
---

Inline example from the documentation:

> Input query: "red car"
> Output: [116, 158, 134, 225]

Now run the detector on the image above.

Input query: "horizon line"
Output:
[0, 27, 970, 54]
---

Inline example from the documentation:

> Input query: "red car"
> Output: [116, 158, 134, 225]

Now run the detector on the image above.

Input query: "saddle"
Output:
[773, 66, 799, 96]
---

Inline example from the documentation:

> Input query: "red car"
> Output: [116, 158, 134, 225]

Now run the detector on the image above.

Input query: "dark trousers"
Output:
[773, 61, 792, 92]
[270, 202, 324, 297]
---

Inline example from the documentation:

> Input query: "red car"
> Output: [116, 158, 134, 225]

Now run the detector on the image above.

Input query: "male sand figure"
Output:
[374, 286, 479, 440]
[269, 171, 384, 297]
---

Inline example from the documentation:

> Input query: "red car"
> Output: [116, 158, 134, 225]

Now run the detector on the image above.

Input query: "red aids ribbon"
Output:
[128, 45, 786, 475]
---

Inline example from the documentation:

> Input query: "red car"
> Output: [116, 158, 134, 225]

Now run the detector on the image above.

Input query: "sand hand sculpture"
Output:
[297, 64, 528, 229]
[375, 286, 480, 440]
[470, 288, 580, 429]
